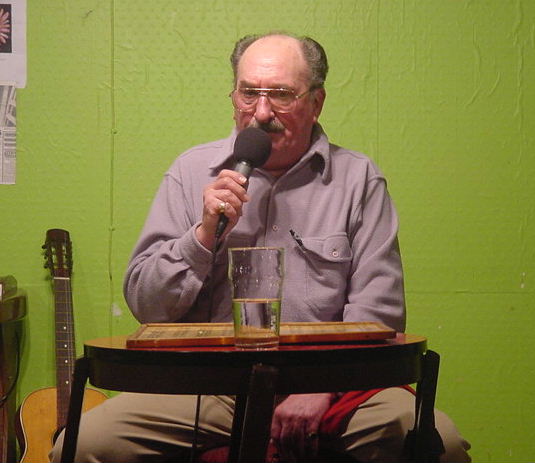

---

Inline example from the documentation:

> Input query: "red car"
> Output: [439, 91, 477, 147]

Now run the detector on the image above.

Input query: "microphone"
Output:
[215, 127, 272, 238]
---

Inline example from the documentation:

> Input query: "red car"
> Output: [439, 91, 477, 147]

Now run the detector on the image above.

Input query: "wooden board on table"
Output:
[126, 321, 396, 348]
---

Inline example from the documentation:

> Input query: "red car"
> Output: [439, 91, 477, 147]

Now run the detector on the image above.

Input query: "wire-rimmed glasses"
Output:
[230, 87, 313, 114]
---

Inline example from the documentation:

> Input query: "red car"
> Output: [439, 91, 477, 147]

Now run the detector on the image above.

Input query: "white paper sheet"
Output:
[0, 83, 16, 184]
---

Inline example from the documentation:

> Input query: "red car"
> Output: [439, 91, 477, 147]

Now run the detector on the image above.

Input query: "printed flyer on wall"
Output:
[0, 84, 16, 184]
[0, 0, 26, 88]
[0, 1, 25, 184]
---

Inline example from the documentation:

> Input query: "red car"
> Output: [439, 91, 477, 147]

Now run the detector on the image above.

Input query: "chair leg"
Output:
[60, 357, 90, 463]
[403, 350, 445, 463]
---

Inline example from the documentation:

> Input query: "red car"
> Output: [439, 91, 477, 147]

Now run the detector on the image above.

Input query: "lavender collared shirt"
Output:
[124, 125, 406, 332]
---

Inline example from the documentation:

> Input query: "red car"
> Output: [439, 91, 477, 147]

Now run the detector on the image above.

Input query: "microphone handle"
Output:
[215, 215, 229, 239]
[233, 160, 253, 178]
[214, 160, 253, 239]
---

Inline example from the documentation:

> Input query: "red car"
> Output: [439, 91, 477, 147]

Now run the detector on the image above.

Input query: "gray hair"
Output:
[230, 33, 329, 90]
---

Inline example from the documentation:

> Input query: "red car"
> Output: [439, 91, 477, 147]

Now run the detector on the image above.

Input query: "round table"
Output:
[61, 333, 440, 463]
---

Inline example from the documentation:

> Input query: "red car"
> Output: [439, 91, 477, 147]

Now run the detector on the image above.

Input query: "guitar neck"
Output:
[53, 276, 75, 429]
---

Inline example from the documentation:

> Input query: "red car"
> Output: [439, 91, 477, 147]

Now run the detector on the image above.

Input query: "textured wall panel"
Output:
[0, 1, 533, 461]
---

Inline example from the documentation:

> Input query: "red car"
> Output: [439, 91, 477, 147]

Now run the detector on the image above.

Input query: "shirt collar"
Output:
[208, 124, 332, 182]
[295, 124, 331, 182]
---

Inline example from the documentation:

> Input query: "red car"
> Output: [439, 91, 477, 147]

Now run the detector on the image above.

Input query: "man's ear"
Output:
[312, 88, 326, 122]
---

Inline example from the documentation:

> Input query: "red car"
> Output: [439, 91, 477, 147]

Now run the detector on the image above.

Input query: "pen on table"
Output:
[289, 229, 306, 251]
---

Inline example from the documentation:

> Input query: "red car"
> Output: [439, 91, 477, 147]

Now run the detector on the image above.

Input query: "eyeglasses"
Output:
[230, 87, 313, 114]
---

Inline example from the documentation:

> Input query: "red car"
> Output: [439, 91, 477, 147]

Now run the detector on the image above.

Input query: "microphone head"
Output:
[233, 127, 272, 168]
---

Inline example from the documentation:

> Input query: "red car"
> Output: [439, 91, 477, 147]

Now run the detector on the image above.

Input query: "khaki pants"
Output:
[51, 388, 470, 463]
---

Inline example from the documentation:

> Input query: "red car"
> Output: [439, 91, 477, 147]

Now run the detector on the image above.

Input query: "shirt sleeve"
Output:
[343, 175, 406, 332]
[123, 173, 214, 323]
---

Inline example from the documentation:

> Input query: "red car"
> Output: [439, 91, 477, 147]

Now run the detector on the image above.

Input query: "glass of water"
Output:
[228, 247, 284, 349]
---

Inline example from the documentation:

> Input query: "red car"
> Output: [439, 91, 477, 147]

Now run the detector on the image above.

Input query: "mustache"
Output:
[249, 118, 285, 133]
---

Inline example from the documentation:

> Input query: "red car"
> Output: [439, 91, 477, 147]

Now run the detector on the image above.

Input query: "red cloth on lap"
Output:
[198, 386, 414, 462]
[320, 386, 415, 437]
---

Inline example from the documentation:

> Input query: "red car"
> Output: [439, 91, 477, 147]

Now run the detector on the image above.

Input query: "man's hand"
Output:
[195, 169, 249, 249]
[270, 393, 332, 462]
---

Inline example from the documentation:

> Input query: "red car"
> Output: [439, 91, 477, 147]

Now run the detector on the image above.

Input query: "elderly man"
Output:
[51, 33, 470, 462]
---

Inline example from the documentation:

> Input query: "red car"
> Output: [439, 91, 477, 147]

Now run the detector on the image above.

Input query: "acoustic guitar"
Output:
[16, 229, 107, 463]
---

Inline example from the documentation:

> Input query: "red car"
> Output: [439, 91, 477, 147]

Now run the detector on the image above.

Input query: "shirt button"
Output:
[272, 225, 279, 231]
[332, 250, 339, 258]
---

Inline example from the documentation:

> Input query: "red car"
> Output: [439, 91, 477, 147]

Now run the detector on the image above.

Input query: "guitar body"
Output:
[16, 387, 107, 463]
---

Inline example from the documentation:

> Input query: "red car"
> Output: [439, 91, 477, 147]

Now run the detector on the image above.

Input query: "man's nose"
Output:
[253, 95, 275, 122]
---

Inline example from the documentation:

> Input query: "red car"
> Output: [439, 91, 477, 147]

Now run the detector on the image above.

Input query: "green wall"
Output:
[1, 1, 533, 461]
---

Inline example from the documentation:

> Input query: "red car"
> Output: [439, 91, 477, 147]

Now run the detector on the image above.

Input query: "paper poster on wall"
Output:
[0, 84, 15, 184]
[0, 0, 26, 88]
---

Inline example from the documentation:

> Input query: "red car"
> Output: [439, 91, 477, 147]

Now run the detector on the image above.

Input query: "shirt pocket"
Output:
[300, 233, 352, 313]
